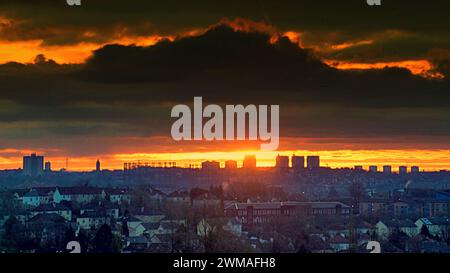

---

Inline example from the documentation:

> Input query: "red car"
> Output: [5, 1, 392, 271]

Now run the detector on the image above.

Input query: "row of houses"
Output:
[224, 201, 351, 226]
[8, 201, 120, 227]
[16, 186, 222, 208]
[359, 191, 450, 218]
[376, 217, 450, 240]
[305, 217, 450, 253]
[17, 187, 130, 207]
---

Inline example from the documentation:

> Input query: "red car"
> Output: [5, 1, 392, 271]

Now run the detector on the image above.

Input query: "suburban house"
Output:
[142, 222, 161, 237]
[195, 217, 242, 237]
[105, 188, 130, 204]
[359, 195, 450, 218]
[30, 203, 72, 221]
[76, 211, 107, 230]
[149, 233, 173, 251]
[27, 213, 67, 245]
[359, 199, 390, 216]
[166, 190, 190, 204]
[146, 219, 186, 238]
[146, 187, 167, 203]
[53, 187, 106, 204]
[132, 208, 165, 224]
[415, 217, 450, 238]
[375, 219, 419, 239]
[191, 193, 221, 209]
[22, 188, 53, 206]
[80, 201, 120, 220]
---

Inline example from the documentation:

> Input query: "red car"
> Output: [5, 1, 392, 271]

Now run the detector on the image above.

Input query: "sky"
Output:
[0, 0, 449, 171]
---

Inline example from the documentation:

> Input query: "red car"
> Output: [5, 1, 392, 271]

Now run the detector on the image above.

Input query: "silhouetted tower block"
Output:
[399, 166, 407, 175]
[44, 161, 51, 172]
[306, 156, 320, 170]
[96, 159, 101, 172]
[291, 155, 305, 170]
[23, 153, 44, 177]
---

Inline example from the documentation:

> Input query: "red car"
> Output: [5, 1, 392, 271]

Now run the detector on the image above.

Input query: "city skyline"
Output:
[0, 1, 449, 172]
[5, 150, 449, 172]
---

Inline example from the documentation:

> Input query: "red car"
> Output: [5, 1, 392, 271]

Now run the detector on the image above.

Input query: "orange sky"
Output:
[0, 18, 448, 171]
[0, 36, 173, 64]
[0, 18, 441, 79]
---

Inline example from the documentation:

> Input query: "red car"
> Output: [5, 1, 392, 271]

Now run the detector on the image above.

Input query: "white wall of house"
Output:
[415, 219, 447, 237]
[23, 196, 40, 207]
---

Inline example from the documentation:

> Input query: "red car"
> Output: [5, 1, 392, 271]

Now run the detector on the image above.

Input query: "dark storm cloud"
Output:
[1, 0, 449, 58]
[0, 25, 449, 144]
[2, 26, 449, 107]
[79, 26, 450, 108]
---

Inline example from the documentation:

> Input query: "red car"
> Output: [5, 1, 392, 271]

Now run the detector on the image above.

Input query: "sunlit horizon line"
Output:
[1, 149, 450, 172]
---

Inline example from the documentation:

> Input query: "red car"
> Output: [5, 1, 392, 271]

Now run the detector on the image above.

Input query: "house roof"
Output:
[142, 222, 160, 230]
[419, 217, 450, 226]
[24, 186, 105, 197]
[25, 188, 53, 197]
[80, 201, 119, 210]
[57, 187, 104, 195]
[24, 189, 41, 197]
[131, 207, 164, 216]
[126, 216, 142, 223]
[78, 210, 107, 218]
[160, 221, 180, 230]
[13, 189, 30, 197]
[33, 203, 70, 212]
[104, 188, 129, 195]
[29, 213, 66, 223]
[145, 187, 167, 196]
